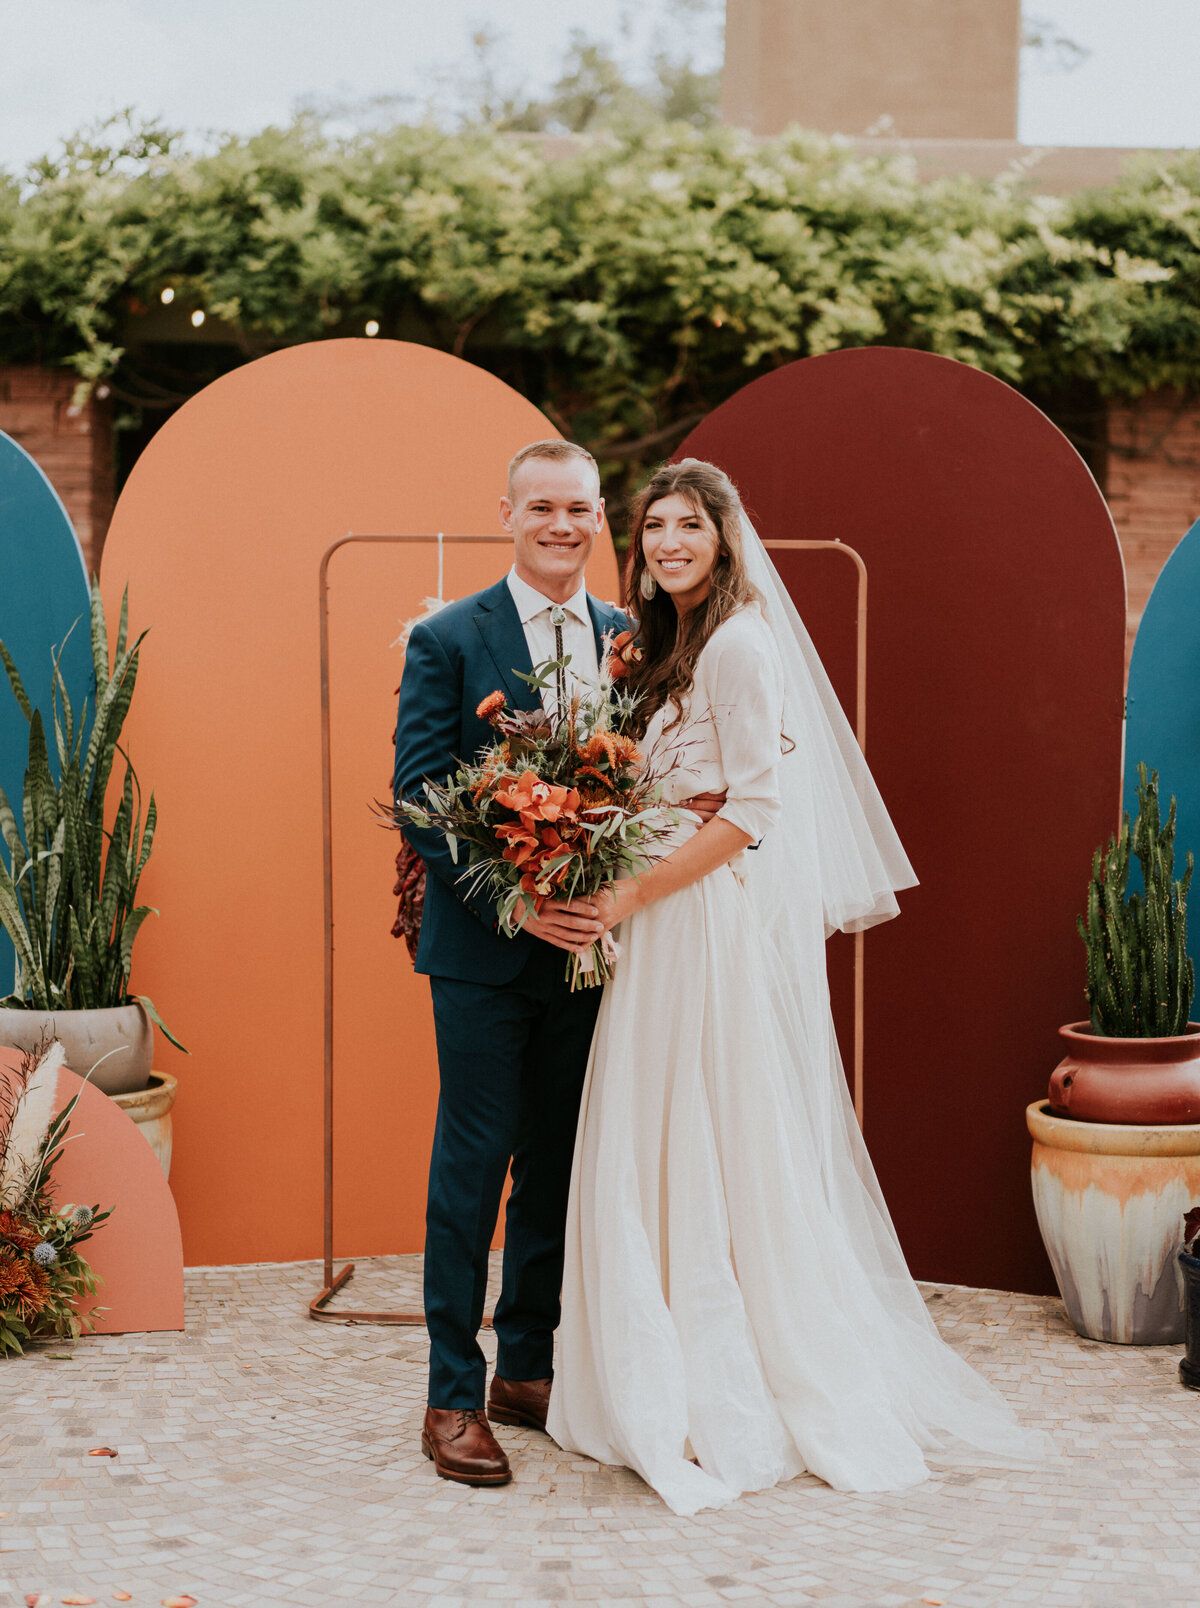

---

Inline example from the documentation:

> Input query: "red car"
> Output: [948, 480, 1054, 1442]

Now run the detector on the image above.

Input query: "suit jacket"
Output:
[393, 577, 628, 984]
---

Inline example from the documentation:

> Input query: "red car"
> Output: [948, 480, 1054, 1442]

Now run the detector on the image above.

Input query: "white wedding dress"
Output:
[547, 597, 1044, 1516]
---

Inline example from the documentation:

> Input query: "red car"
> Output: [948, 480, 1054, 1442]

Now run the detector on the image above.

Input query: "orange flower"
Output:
[580, 731, 642, 773]
[0, 1246, 50, 1320]
[494, 769, 580, 823]
[476, 690, 507, 722]
[606, 629, 644, 681]
[495, 821, 541, 866]
[0, 1209, 40, 1251]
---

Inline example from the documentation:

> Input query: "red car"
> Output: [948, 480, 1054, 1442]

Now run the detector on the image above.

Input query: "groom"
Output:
[394, 440, 722, 1487]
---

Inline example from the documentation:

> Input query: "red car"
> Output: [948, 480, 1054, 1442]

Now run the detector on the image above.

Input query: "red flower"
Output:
[476, 690, 507, 722]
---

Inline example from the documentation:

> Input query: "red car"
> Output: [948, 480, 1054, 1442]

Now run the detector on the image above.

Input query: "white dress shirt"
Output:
[506, 568, 600, 718]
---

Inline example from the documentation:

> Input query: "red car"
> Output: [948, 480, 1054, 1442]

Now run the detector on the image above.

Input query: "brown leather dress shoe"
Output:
[487, 1374, 552, 1432]
[422, 1406, 512, 1486]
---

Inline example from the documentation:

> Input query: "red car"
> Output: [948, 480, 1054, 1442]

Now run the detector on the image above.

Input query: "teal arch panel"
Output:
[0, 430, 94, 995]
[1126, 516, 1200, 980]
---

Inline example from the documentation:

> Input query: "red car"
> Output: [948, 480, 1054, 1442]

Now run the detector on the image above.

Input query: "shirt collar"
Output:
[507, 567, 591, 627]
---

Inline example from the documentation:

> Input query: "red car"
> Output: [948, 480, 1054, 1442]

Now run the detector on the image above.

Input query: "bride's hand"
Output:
[584, 883, 640, 945]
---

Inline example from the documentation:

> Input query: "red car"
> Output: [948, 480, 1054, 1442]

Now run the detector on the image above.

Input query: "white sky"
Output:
[0, 0, 1197, 170]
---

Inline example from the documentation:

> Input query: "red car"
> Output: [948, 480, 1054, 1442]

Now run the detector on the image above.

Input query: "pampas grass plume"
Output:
[0, 1041, 66, 1207]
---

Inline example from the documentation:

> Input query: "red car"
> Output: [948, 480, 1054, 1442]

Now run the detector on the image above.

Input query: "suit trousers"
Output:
[425, 940, 602, 1407]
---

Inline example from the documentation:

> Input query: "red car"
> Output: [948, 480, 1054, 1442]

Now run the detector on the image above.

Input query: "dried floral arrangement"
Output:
[0, 1039, 111, 1357]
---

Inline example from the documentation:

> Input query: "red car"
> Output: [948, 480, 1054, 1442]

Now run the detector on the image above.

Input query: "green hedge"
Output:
[3, 117, 1200, 493]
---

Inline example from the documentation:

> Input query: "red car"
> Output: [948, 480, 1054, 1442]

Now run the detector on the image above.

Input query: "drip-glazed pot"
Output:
[1028, 1101, 1200, 1344]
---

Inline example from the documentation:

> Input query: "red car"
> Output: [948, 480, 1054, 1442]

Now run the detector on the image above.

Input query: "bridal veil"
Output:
[736, 513, 1044, 1463]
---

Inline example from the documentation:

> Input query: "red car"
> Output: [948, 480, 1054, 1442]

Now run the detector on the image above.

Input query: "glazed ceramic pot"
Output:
[0, 1003, 154, 1095]
[1028, 1100, 1200, 1344]
[109, 1070, 178, 1177]
[1179, 1251, 1200, 1388]
[1048, 1021, 1200, 1125]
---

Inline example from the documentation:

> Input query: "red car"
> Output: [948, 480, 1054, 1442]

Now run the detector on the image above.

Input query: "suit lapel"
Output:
[473, 581, 539, 711]
[587, 594, 625, 668]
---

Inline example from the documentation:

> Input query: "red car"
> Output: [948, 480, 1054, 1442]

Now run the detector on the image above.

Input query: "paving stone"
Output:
[1, 1257, 1197, 1606]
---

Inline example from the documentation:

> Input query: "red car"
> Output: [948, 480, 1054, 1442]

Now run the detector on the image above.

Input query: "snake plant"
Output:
[0, 581, 185, 1049]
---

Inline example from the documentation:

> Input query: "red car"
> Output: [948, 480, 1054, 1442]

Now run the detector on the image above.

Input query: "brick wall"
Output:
[0, 366, 114, 576]
[1104, 389, 1200, 664]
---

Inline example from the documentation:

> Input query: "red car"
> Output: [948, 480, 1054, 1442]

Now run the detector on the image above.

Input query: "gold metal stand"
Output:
[312, 534, 510, 1323]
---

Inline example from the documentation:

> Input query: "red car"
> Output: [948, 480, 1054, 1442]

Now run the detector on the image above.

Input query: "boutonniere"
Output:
[604, 629, 644, 682]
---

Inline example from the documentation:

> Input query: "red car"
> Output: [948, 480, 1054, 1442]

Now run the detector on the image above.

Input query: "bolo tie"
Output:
[550, 604, 567, 719]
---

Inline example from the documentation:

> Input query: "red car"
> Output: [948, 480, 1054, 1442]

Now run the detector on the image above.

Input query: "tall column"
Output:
[722, 0, 1021, 139]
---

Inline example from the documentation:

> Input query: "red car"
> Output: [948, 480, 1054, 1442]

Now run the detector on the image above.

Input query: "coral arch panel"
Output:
[99, 340, 619, 1266]
[0, 1048, 184, 1334]
[1126, 516, 1200, 974]
[676, 348, 1126, 1295]
[0, 431, 93, 995]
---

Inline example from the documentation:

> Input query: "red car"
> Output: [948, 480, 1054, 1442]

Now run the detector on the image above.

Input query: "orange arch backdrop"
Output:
[100, 340, 619, 1266]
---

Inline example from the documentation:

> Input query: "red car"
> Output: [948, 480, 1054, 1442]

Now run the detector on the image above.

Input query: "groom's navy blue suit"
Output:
[394, 577, 627, 1407]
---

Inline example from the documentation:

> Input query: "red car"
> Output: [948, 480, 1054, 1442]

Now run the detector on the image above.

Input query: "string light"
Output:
[364, 319, 380, 337]
[160, 287, 175, 304]
[191, 310, 206, 328]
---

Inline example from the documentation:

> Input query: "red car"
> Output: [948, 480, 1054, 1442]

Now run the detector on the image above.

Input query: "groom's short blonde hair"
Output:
[507, 439, 600, 501]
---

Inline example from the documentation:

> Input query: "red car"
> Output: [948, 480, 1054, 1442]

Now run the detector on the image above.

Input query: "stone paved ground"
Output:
[2, 1255, 1199, 1608]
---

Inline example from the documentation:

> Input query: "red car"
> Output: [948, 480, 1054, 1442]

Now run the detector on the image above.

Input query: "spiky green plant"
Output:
[0, 582, 185, 1048]
[1078, 763, 1195, 1038]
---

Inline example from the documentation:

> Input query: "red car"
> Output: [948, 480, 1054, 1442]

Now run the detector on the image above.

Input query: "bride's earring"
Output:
[639, 568, 657, 601]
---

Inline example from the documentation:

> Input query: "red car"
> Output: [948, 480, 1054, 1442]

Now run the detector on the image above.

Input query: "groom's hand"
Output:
[524, 897, 604, 953]
[682, 789, 727, 824]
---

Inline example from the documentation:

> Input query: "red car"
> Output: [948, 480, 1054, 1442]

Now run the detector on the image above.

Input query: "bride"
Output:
[545, 458, 1044, 1515]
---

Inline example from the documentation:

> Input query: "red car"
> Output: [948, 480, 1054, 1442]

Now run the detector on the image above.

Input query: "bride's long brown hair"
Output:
[623, 459, 760, 736]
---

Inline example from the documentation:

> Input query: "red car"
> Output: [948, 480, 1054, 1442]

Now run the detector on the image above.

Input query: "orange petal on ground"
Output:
[112, 1595, 133, 1602]
[162, 1597, 198, 1607]
[25, 1595, 50, 1607]
[61, 1596, 95, 1605]
[86, 1447, 117, 1457]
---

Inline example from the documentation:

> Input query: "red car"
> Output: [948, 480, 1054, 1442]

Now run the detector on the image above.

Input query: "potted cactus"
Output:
[0, 583, 186, 1100]
[1028, 765, 1200, 1344]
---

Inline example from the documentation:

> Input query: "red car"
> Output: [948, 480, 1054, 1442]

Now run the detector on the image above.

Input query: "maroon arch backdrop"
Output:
[676, 348, 1125, 1295]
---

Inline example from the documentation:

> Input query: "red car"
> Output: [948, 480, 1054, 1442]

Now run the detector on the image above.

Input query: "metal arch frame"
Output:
[310, 532, 868, 1325]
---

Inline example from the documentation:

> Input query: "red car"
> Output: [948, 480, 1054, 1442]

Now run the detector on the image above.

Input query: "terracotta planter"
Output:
[0, 1003, 154, 1095]
[109, 1070, 178, 1177]
[1048, 1021, 1200, 1125]
[1028, 1100, 1200, 1344]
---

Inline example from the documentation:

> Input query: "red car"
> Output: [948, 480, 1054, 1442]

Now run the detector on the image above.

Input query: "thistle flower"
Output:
[71, 1205, 94, 1228]
[32, 1241, 58, 1266]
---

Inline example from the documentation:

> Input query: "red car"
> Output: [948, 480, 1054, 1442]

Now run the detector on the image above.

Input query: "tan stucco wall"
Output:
[723, 0, 1021, 139]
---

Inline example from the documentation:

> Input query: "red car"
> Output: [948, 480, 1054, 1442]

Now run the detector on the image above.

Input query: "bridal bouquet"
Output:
[386, 635, 678, 989]
[0, 1040, 111, 1357]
